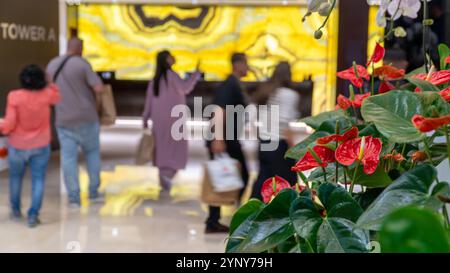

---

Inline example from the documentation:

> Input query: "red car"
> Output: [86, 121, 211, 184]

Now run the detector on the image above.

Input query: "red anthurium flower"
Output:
[412, 114, 450, 133]
[413, 70, 450, 87]
[292, 183, 306, 193]
[373, 65, 405, 81]
[383, 153, 405, 162]
[337, 65, 370, 88]
[379, 81, 396, 94]
[336, 95, 353, 110]
[317, 126, 359, 145]
[261, 176, 291, 203]
[439, 86, 450, 102]
[336, 94, 371, 110]
[367, 43, 385, 66]
[291, 146, 336, 172]
[335, 136, 382, 175]
[446, 56, 450, 64]
[352, 93, 371, 108]
[411, 151, 427, 163]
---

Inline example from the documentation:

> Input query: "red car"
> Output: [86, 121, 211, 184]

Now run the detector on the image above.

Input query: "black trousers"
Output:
[206, 140, 249, 227]
[250, 140, 297, 200]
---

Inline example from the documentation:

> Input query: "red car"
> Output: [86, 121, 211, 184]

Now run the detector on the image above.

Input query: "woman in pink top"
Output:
[0, 65, 60, 228]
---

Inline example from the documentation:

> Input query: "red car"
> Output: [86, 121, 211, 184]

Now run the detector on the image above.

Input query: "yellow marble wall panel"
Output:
[78, 4, 339, 114]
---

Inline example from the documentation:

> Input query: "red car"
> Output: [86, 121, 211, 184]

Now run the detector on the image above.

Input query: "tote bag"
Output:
[135, 130, 154, 165]
[204, 154, 244, 192]
[96, 84, 117, 126]
[201, 167, 240, 207]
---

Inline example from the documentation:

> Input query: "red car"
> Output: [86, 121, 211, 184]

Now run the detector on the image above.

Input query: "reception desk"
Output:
[101, 79, 314, 119]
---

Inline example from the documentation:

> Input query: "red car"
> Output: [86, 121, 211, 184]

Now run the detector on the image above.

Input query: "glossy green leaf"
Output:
[236, 189, 297, 253]
[407, 77, 440, 92]
[315, 117, 353, 134]
[354, 188, 384, 211]
[438, 43, 450, 70]
[405, 65, 426, 78]
[356, 164, 441, 231]
[350, 165, 393, 188]
[229, 199, 264, 233]
[308, 164, 346, 184]
[379, 206, 450, 253]
[416, 91, 450, 116]
[285, 130, 330, 160]
[361, 90, 423, 143]
[300, 109, 346, 130]
[290, 183, 369, 253]
[226, 200, 265, 253]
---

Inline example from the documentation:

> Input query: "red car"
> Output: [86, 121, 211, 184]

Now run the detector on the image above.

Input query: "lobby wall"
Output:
[0, 0, 59, 115]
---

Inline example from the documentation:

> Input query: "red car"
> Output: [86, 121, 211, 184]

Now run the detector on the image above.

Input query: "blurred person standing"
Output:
[205, 53, 250, 234]
[142, 50, 201, 191]
[47, 38, 104, 208]
[250, 62, 300, 200]
[0, 65, 60, 227]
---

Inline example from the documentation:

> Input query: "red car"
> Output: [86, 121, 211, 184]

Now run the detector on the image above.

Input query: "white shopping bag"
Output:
[205, 154, 244, 193]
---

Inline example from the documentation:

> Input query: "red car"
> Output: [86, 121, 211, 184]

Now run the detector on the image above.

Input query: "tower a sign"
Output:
[0, 22, 56, 42]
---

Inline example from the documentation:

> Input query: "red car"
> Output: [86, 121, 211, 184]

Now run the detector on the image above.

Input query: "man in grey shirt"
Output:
[47, 38, 104, 208]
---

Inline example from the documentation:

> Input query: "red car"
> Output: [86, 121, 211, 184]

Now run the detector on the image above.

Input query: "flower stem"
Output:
[335, 121, 340, 183]
[343, 168, 348, 190]
[307, 148, 327, 184]
[352, 62, 364, 94]
[422, 137, 434, 164]
[297, 172, 310, 189]
[352, 106, 358, 124]
[316, 0, 337, 32]
[443, 204, 450, 228]
[349, 162, 360, 194]
[423, 0, 429, 73]
[444, 125, 450, 168]
[322, 167, 327, 183]
[371, 62, 375, 96]
[397, 143, 406, 169]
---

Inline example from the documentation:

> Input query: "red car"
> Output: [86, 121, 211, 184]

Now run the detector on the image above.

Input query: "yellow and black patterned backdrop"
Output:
[78, 4, 339, 113]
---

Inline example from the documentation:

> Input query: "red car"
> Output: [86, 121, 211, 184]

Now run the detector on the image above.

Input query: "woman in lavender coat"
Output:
[143, 50, 201, 191]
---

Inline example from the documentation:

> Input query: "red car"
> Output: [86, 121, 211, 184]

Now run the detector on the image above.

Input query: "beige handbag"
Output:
[96, 84, 117, 126]
[135, 130, 154, 165]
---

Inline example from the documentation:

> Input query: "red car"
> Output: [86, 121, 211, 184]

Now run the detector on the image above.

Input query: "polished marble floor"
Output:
[0, 121, 309, 253]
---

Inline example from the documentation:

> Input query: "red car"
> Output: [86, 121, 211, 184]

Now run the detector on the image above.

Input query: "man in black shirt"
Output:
[206, 53, 250, 234]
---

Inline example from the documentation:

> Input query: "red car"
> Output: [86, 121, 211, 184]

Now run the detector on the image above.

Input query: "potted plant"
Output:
[226, 0, 450, 253]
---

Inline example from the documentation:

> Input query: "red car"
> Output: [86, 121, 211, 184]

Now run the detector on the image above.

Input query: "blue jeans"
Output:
[8, 145, 51, 217]
[57, 122, 101, 204]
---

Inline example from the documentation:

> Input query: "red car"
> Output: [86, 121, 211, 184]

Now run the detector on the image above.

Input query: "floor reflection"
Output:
[0, 121, 309, 253]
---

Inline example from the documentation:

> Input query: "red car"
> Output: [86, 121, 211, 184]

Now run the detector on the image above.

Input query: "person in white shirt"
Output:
[250, 61, 300, 200]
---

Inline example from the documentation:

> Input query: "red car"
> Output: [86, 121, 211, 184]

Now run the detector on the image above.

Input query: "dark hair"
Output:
[20, 64, 47, 91]
[153, 50, 172, 97]
[254, 62, 292, 105]
[231, 53, 247, 65]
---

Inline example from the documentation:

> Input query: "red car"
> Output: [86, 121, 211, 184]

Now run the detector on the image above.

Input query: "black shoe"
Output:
[10, 211, 23, 221]
[205, 223, 230, 234]
[28, 216, 41, 228]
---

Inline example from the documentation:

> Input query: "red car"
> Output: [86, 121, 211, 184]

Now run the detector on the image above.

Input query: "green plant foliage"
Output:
[356, 165, 447, 231]
[290, 183, 369, 253]
[361, 91, 423, 143]
[379, 206, 450, 253]
[300, 109, 347, 130]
